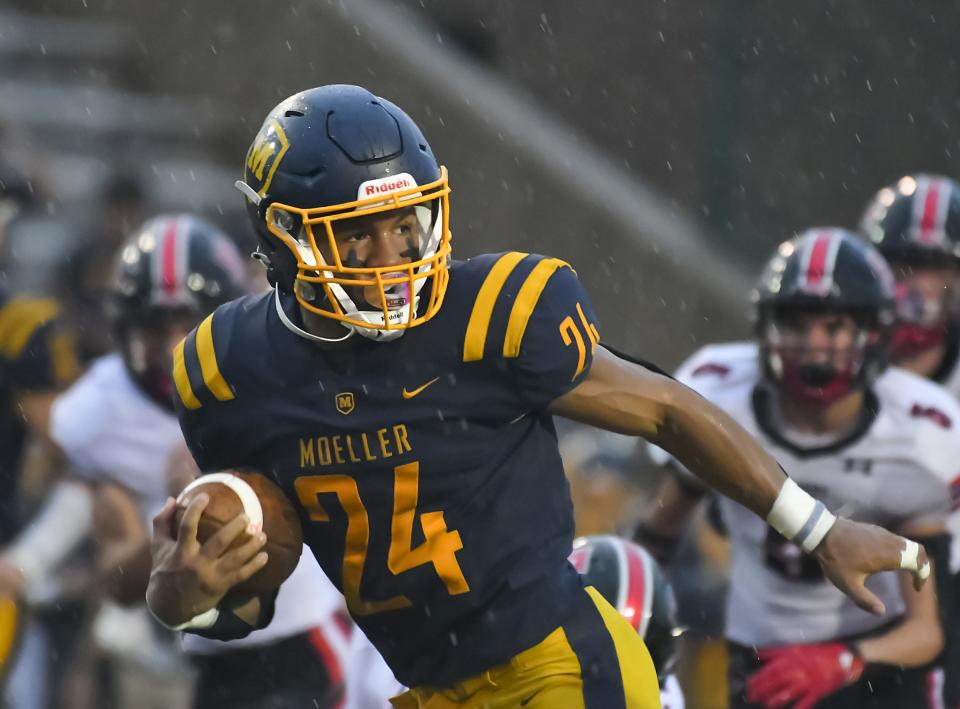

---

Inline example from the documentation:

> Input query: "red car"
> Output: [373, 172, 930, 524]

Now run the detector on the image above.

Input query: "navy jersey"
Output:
[0, 289, 78, 540]
[173, 252, 602, 687]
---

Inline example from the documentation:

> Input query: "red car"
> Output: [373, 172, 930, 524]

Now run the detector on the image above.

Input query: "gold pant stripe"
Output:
[391, 588, 660, 708]
[196, 314, 234, 402]
[0, 596, 19, 676]
[584, 586, 661, 708]
[172, 338, 201, 410]
[552, 626, 587, 709]
[462, 251, 528, 362]
[502, 258, 569, 358]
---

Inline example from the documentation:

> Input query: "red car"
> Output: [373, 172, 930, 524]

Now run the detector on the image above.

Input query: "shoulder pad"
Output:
[459, 252, 587, 363]
[172, 297, 249, 411]
[674, 342, 758, 396]
[877, 367, 960, 484]
[0, 296, 60, 361]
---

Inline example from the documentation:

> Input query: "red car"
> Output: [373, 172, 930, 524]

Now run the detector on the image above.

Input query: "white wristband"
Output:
[767, 478, 837, 553]
[167, 607, 220, 632]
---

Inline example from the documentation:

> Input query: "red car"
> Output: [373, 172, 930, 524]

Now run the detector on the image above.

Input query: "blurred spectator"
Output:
[56, 170, 147, 364]
[0, 285, 82, 709]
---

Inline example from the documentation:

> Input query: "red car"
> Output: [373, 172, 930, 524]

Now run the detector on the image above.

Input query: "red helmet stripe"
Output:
[919, 180, 942, 245]
[796, 229, 843, 296]
[805, 231, 833, 285]
[912, 177, 954, 246]
[161, 218, 179, 295]
[622, 540, 647, 634]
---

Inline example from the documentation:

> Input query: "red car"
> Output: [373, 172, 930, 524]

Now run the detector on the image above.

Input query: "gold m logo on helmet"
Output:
[247, 143, 275, 181]
[245, 118, 290, 196]
[335, 392, 355, 415]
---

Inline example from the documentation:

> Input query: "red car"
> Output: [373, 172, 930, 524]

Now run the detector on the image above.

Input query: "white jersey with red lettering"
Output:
[650, 342, 960, 647]
[50, 353, 345, 652]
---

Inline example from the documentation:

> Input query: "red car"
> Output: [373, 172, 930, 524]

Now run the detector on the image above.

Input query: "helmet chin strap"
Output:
[274, 289, 355, 344]
[235, 180, 261, 206]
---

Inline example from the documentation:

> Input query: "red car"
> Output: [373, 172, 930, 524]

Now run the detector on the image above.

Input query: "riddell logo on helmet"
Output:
[358, 173, 418, 201]
[366, 178, 411, 196]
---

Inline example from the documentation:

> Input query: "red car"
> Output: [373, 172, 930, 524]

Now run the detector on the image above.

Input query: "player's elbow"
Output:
[904, 609, 944, 667]
[649, 379, 705, 449]
[916, 621, 944, 666]
[927, 610, 945, 656]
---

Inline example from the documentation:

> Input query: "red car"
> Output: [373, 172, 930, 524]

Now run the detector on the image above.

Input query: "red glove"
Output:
[746, 642, 865, 709]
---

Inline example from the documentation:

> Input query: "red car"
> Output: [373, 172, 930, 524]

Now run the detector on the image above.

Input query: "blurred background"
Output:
[0, 1, 956, 707]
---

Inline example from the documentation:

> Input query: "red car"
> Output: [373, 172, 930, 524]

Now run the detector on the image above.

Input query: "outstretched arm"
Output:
[550, 347, 930, 612]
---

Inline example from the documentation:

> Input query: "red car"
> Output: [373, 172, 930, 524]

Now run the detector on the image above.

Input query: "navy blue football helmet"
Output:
[860, 174, 960, 265]
[111, 214, 248, 408]
[753, 228, 895, 406]
[236, 85, 452, 341]
[860, 175, 960, 358]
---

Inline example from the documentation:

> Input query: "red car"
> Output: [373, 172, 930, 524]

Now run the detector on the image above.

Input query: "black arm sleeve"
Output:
[914, 533, 953, 639]
[599, 343, 675, 380]
[185, 589, 279, 642]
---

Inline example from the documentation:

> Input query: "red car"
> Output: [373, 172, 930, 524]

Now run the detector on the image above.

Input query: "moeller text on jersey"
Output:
[298, 424, 413, 468]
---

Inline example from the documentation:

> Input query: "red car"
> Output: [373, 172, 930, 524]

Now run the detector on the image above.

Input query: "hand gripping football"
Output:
[174, 472, 303, 599]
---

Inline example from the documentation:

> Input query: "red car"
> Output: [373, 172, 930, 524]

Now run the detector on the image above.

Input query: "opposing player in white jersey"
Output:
[2, 216, 350, 709]
[638, 228, 958, 709]
[860, 174, 960, 707]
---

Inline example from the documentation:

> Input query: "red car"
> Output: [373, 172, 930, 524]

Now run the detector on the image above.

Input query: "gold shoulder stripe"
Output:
[196, 314, 235, 402]
[503, 258, 570, 358]
[0, 299, 60, 359]
[462, 252, 528, 362]
[172, 338, 201, 410]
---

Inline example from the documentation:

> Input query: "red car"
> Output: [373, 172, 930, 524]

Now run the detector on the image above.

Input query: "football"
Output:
[174, 471, 304, 599]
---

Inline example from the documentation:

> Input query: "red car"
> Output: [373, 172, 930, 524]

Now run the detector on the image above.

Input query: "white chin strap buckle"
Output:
[900, 539, 931, 580]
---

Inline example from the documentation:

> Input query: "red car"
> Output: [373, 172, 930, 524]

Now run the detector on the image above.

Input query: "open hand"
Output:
[814, 517, 930, 615]
[146, 494, 268, 627]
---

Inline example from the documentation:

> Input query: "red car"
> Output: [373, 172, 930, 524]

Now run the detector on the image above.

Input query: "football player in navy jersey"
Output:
[147, 84, 934, 708]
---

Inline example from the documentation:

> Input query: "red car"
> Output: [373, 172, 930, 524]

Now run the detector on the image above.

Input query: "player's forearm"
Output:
[854, 599, 943, 666]
[553, 348, 784, 518]
[100, 538, 152, 606]
[654, 383, 784, 517]
[853, 541, 946, 667]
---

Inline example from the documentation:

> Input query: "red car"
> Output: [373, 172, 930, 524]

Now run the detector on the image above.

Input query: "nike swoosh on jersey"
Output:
[402, 377, 440, 399]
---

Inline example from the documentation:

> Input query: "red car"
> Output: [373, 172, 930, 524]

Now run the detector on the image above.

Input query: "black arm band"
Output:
[600, 343, 676, 380]
[913, 533, 953, 629]
[187, 590, 279, 641]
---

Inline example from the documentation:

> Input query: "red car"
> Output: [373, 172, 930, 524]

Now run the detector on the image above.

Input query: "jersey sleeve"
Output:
[508, 259, 600, 408]
[172, 303, 250, 472]
[891, 408, 960, 530]
[2, 299, 79, 392]
[461, 253, 601, 409]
